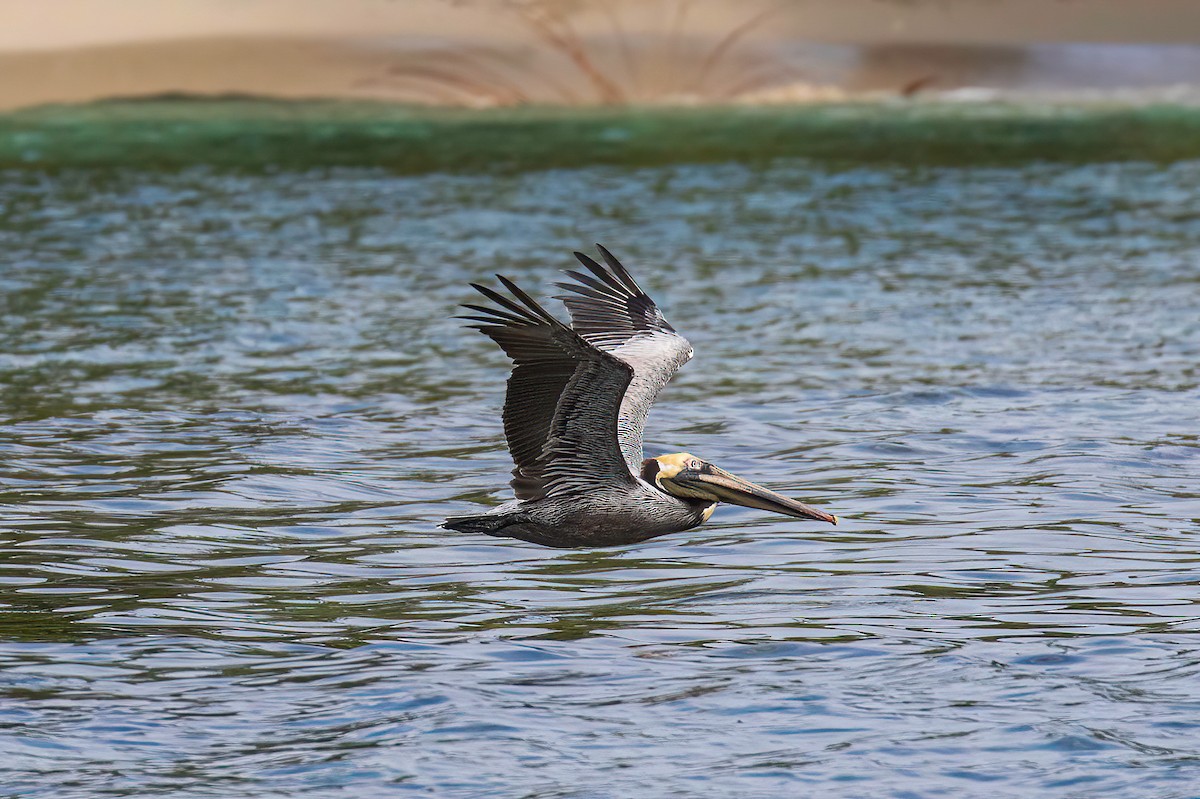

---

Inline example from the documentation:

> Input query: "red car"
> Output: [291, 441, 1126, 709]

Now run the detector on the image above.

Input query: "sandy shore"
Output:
[4, 0, 1200, 110]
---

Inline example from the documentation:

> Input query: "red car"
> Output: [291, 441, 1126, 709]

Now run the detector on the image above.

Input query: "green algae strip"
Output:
[4, 98, 1200, 171]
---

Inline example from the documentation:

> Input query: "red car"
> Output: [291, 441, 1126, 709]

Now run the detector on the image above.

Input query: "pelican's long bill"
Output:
[658, 459, 838, 525]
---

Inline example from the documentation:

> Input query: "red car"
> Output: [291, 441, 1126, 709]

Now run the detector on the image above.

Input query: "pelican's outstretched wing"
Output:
[555, 245, 693, 470]
[461, 275, 639, 501]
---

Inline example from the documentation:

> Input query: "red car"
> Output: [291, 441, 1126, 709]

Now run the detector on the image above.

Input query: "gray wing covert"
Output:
[556, 246, 693, 470]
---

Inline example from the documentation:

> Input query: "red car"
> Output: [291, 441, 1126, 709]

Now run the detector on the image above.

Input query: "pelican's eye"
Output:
[688, 459, 702, 470]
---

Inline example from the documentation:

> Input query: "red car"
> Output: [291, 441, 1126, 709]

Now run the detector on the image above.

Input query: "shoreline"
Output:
[3, 1, 1200, 111]
[5, 36, 1200, 111]
[5, 98, 1200, 171]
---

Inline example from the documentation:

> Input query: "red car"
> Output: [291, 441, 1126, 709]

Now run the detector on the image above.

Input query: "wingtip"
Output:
[495, 273, 558, 325]
[594, 243, 641, 293]
[573, 250, 602, 271]
[571, 250, 630, 296]
[493, 273, 527, 295]
[455, 314, 502, 326]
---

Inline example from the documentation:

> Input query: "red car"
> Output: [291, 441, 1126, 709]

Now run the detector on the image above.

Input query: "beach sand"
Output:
[3, 0, 1200, 110]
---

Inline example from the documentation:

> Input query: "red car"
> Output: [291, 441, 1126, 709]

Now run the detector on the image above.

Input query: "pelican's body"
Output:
[443, 246, 836, 548]
[454, 485, 714, 549]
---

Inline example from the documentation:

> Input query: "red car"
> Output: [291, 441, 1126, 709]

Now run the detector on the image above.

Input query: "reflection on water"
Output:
[1, 160, 1199, 797]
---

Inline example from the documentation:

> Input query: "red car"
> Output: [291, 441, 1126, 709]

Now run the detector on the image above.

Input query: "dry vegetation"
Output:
[369, 0, 800, 106]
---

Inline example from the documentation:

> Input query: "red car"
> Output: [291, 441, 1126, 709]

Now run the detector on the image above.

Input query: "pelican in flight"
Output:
[443, 245, 837, 548]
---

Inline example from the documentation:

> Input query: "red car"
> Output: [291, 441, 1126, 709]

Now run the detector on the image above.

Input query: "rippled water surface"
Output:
[2, 158, 1200, 798]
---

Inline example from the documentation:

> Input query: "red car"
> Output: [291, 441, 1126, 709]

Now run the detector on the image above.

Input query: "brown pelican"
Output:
[443, 245, 837, 548]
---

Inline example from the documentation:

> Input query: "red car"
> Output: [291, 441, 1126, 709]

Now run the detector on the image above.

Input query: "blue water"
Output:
[1, 158, 1199, 798]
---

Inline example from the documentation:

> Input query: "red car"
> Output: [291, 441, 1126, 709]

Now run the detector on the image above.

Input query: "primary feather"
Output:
[463, 246, 692, 492]
[556, 245, 693, 470]
[460, 270, 637, 501]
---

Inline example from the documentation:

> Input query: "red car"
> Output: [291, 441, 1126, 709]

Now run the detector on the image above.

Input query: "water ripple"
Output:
[2, 160, 1200, 796]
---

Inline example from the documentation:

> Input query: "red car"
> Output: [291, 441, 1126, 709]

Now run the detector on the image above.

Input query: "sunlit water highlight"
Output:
[1, 160, 1199, 797]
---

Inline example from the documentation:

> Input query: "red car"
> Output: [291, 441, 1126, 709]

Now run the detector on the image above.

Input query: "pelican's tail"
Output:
[441, 513, 513, 536]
